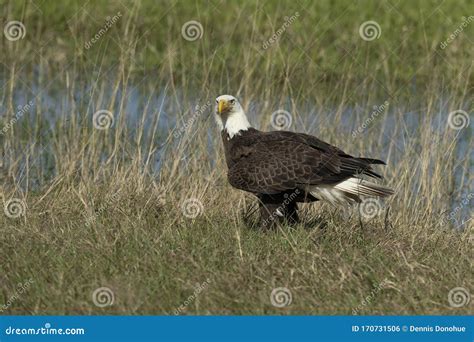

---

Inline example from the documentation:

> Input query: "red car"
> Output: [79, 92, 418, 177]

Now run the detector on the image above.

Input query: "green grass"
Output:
[0, 0, 472, 315]
[1, 189, 471, 314]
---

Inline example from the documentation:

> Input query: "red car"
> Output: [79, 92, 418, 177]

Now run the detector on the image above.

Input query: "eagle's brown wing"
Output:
[226, 130, 383, 195]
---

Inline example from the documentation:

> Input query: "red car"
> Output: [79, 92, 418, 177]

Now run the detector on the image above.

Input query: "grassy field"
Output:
[0, 0, 472, 315]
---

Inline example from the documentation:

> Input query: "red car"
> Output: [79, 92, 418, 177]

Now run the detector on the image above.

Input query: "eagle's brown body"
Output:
[221, 128, 390, 228]
[214, 94, 392, 229]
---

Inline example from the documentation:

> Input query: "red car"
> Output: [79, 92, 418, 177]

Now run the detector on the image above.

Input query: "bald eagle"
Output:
[214, 95, 393, 229]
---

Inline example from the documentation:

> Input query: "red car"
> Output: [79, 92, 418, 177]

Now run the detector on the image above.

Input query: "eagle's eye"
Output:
[230, 99, 235, 104]
[215, 99, 219, 103]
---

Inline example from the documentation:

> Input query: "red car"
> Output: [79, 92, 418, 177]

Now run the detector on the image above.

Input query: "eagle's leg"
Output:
[258, 193, 300, 229]
[259, 201, 282, 230]
[284, 200, 299, 225]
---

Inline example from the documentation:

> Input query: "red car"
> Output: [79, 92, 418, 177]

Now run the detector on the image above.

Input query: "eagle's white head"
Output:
[215, 94, 251, 138]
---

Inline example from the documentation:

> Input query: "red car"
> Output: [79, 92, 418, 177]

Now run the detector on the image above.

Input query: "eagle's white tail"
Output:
[310, 177, 393, 204]
[335, 177, 394, 198]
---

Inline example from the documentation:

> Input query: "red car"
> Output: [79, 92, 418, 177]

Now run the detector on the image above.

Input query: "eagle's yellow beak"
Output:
[218, 100, 229, 114]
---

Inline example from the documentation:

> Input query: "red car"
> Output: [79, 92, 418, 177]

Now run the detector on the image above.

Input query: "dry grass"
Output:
[0, 0, 472, 314]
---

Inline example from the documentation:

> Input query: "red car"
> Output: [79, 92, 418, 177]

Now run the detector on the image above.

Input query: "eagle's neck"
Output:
[221, 127, 259, 170]
[218, 109, 251, 139]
